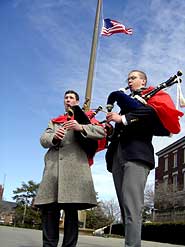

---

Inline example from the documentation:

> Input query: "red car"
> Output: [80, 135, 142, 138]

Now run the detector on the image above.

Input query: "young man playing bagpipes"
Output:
[105, 70, 183, 247]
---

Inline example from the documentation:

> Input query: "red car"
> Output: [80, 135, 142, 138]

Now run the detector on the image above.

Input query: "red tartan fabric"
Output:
[51, 110, 106, 166]
[52, 114, 74, 123]
[85, 110, 107, 151]
[142, 87, 184, 134]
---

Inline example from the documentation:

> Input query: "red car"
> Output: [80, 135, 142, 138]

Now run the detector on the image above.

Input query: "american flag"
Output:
[101, 18, 133, 36]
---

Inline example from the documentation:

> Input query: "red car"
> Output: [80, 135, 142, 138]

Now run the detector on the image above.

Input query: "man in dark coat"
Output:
[35, 90, 105, 247]
[105, 70, 170, 247]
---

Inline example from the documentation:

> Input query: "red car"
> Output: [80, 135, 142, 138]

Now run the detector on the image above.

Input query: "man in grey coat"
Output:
[35, 90, 106, 247]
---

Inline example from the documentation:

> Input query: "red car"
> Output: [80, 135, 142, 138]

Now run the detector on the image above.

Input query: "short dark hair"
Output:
[64, 90, 79, 101]
[129, 70, 147, 82]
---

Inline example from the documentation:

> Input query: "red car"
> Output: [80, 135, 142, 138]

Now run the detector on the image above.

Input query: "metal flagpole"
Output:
[82, 0, 102, 111]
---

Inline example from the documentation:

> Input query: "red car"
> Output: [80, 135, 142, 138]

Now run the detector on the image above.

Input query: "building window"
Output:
[172, 173, 178, 191]
[173, 151, 177, 168]
[183, 169, 185, 191]
[163, 175, 168, 191]
[164, 155, 168, 171]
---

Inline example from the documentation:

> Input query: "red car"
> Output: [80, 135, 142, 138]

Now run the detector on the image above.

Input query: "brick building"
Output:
[0, 184, 17, 225]
[154, 136, 185, 222]
[0, 201, 17, 225]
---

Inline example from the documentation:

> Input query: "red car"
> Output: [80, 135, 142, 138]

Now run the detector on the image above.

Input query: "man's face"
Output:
[127, 71, 146, 91]
[64, 93, 79, 111]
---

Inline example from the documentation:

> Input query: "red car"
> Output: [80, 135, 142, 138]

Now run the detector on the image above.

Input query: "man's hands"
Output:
[53, 127, 66, 143]
[106, 112, 122, 123]
[104, 123, 113, 136]
[63, 120, 83, 131]
[53, 120, 83, 143]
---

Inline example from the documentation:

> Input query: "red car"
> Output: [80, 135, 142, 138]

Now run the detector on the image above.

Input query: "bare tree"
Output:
[144, 183, 154, 209]
[86, 198, 121, 231]
[143, 183, 155, 222]
[101, 198, 121, 224]
[154, 183, 179, 210]
[153, 182, 185, 222]
[101, 199, 121, 234]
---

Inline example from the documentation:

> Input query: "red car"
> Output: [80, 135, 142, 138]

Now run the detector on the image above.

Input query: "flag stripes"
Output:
[101, 18, 133, 36]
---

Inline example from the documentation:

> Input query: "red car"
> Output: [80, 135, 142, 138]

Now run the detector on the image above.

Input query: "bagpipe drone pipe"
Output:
[106, 71, 184, 135]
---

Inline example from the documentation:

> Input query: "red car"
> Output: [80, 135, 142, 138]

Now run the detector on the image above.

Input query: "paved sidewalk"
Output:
[0, 226, 184, 247]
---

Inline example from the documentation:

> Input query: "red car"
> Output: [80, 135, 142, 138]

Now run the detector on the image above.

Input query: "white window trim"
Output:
[172, 171, 178, 176]
[172, 173, 178, 191]
[164, 155, 168, 171]
[183, 146, 185, 164]
[182, 168, 185, 191]
[163, 175, 168, 191]
[172, 151, 178, 168]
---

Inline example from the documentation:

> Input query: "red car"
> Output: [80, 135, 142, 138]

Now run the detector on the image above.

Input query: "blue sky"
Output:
[1, 0, 185, 202]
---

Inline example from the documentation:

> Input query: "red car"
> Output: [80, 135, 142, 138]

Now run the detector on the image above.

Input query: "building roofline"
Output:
[156, 136, 185, 156]
[0, 201, 17, 208]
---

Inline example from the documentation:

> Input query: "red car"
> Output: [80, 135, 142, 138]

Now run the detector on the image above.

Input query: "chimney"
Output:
[0, 184, 4, 200]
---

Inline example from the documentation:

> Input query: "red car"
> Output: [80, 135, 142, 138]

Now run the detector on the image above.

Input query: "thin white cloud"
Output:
[138, 0, 185, 83]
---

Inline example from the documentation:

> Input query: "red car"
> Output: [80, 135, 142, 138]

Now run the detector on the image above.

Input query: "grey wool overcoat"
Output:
[34, 121, 105, 210]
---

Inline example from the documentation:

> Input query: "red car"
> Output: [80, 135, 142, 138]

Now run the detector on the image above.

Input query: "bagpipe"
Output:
[52, 103, 106, 165]
[105, 71, 184, 135]
[65, 105, 106, 165]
